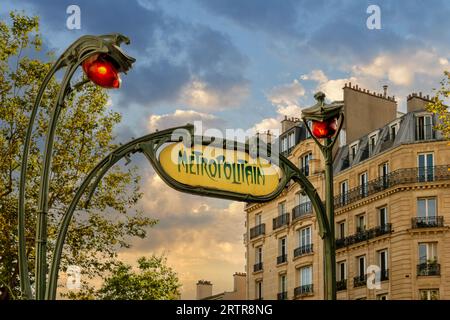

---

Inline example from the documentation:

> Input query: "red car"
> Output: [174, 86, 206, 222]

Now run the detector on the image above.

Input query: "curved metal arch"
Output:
[18, 33, 135, 299]
[46, 124, 330, 299]
[46, 125, 192, 299]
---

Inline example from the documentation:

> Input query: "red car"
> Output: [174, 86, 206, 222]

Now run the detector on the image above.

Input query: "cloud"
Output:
[352, 50, 449, 86]
[147, 109, 222, 132]
[251, 118, 280, 135]
[302, 70, 357, 101]
[16, 0, 249, 110]
[267, 79, 305, 117]
[179, 78, 249, 110]
[196, 0, 303, 37]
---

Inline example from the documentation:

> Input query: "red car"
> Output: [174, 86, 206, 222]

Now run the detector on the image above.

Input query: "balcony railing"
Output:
[336, 223, 392, 249]
[336, 279, 347, 291]
[250, 223, 266, 239]
[273, 213, 290, 230]
[334, 165, 450, 208]
[292, 202, 312, 221]
[354, 274, 367, 288]
[294, 244, 313, 258]
[380, 268, 389, 281]
[294, 284, 313, 297]
[277, 254, 287, 265]
[412, 216, 444, 229]
[277, 291, 288, 300]
[417, 263, 440, 276]
[253, 262, 263, 273]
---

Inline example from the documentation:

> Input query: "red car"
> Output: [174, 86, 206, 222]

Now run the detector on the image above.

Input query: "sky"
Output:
[3, 0, 450, 299]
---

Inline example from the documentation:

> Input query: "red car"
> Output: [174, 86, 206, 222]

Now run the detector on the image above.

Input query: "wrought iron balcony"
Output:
[353, 274, 367, 288]
[334, 165, 450, 208]
[380, 268, 389, 281]
[412, 216, 444, 229]
[253, 262, 263, 273]
[292, 202, 312, 221]
[336, 279, 347, 291]
[294, 284, 313, 297]
[273, 213, 290, 230]
[250, 223, 266, 239]
[277, 254, 287, 265]
[417, 263, 440, 276]
[294, 244, 313, 258]
[277, 291, 288, 300]
[335, 223, 392, 249]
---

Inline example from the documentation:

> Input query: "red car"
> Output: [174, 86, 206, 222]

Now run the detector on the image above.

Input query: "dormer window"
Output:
[369, 133, 378, 155]
[416, 115, 433, 140]
[390, 125, 397, 140]
[305, 120, 312, 138]
[350, 142, 359, 162]
[288, 131, 295, 149]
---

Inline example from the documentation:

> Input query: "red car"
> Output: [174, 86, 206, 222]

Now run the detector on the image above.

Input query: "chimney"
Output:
[196, 280, 212, 300]
[383, 85, 388, 98]
[233, 272, 246, 294]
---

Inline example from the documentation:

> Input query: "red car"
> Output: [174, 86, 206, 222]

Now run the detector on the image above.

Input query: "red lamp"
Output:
[311, 118, 338, 139]
[82, 54, 121, 89]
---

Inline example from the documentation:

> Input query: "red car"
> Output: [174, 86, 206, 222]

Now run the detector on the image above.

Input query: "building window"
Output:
[390, 124, 397, 140]
[340, 180, 349, 205]
[418, 242, 437, 265]
[417, 197, 437, 226]
[418, 153, 434, 182]
[337, 221, 345, 239]
[255, 213, 262, 226]
[281, 136, 288, 153]
[357, 256, 366, 277]
[350, 142, 359, 162]
[255, 247, 262, 264]
[377, 294, 388, 300]
[420, 289, 439, 300]
[378, 250, 388, 280]
[299, 227, 312, 247]
[305, 121, 312, 138]
[277, 237, 287, 264]
[354, 255, 367, 287]
[278, 202, 286, 216]
[278, 274, 287, 300]
[379, 162, 389, 188]
[337, 261, 346, 281]
[369, 134, 377, 155]
[255, 281, 263, 300]
[288, 132, 295, 150]
[359, 171, 368, 197]
[379, 207, 388, 226]
[299, 152, 312, 176]
[416, 115, 433, 140]
[356, 214, 366, 233]
[300, 266, 313, 287]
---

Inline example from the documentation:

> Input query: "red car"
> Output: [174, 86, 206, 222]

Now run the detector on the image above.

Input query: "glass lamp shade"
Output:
[82, 54, 121, 89]
[311, 118, 338, 139]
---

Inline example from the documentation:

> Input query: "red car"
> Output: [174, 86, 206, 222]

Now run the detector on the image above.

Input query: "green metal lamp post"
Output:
[302, 92, 344, 300]
[17, 34, 135, 300]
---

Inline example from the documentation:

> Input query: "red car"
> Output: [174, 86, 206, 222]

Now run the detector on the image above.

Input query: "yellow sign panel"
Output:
[159, 142, 282, 197]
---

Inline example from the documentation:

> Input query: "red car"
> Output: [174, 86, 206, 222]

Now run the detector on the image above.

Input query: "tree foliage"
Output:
[427, 71, 450, 139]
[76, 256, 181, 300]
[0, 12, 158, 300]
